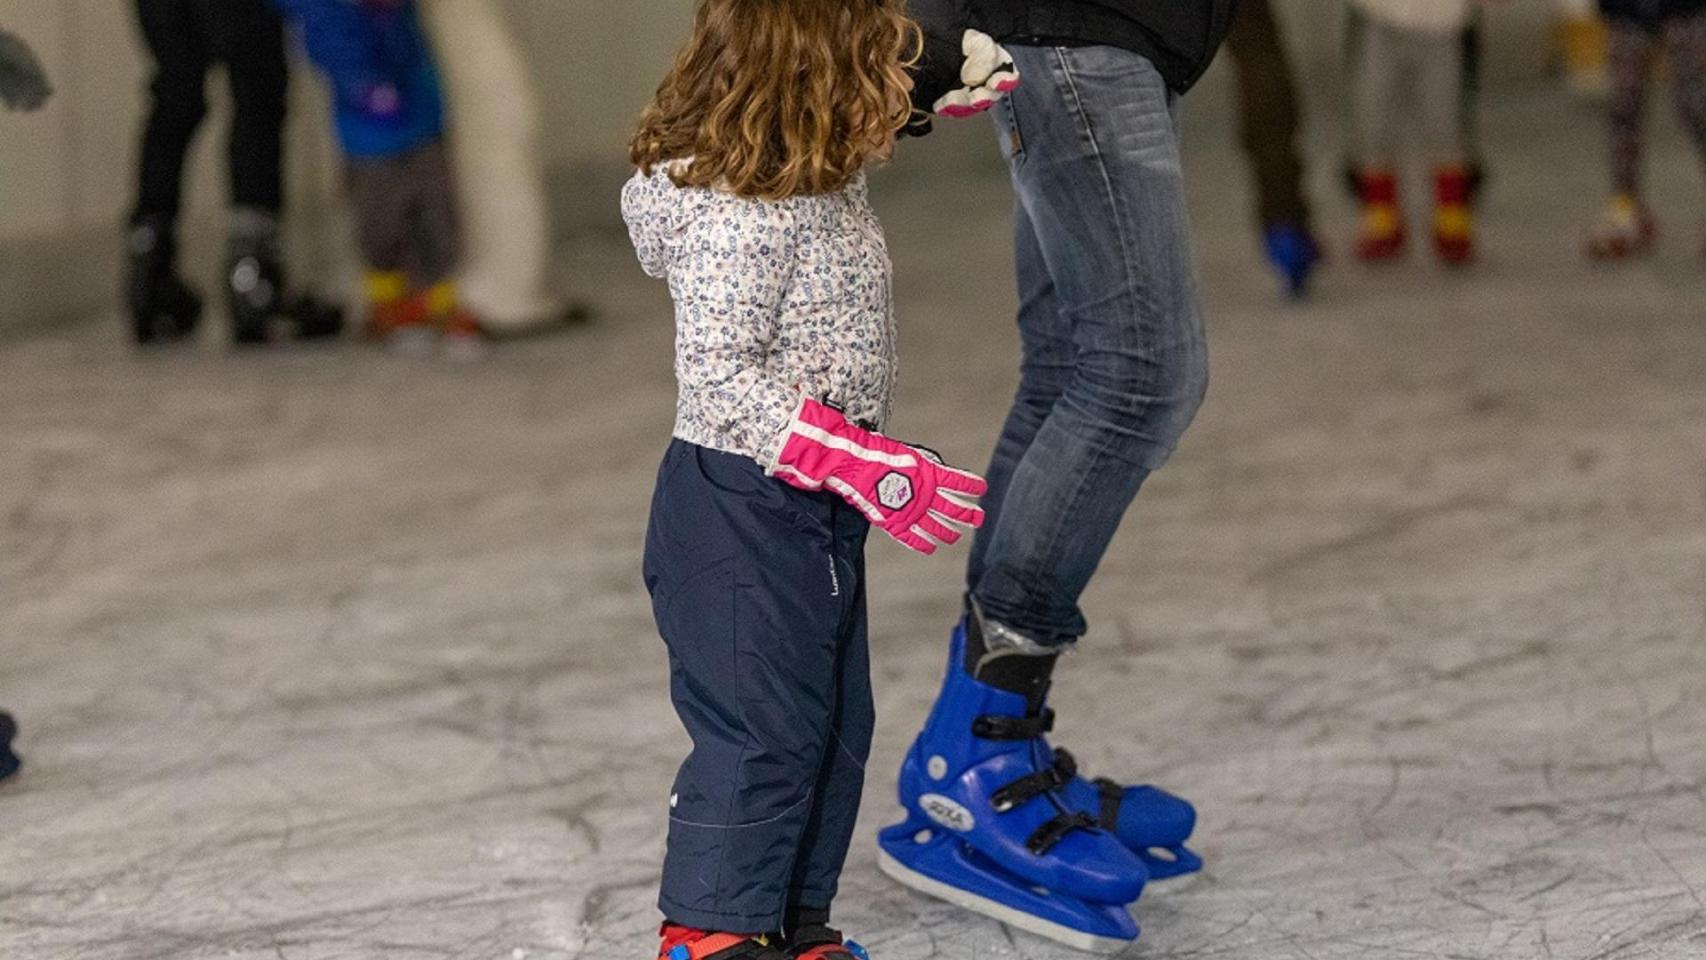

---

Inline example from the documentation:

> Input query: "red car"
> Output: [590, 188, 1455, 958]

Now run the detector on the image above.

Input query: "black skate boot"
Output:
[0, 710, 21, 783]
[127, 216, 202, 346]
[226, 208, 285, 346]
[226, 208, 345, 345]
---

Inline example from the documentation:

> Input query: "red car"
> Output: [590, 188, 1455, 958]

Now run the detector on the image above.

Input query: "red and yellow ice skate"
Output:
[657, 921, 871, 960]
[1432, 165, 1475, 266]
[1585, 194, 1657, 261]
[424, 281, 488, 360]
[1355, 169, 1407, 262]
[658, 925, 784, 960]
[363, 271, 430, 348]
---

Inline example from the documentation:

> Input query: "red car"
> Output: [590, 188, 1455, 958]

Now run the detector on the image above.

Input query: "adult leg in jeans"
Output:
[963, 202, 1074, 598]
[879, 48, 1208, 932]
[971, 44, 1208, 648]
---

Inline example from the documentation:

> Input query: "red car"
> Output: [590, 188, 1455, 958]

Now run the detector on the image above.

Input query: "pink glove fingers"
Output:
[933, 465, 989, 497]
[913, 513, 963, 547]
[928, 500, 984, 529]
[893, 528, 940, 556]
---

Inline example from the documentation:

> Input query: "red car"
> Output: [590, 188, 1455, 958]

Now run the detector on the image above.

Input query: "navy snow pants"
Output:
[644, 440, 874, 934]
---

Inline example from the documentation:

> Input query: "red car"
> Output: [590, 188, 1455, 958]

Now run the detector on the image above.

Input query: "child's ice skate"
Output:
[1263, 222, 1324, 298]
[1432, 165, 1475, 266]
[1585, 195, 1656, 261]
[439, 306, 489, 362]
[364, 274, 436, 356]
[658, 925, 790, 960]
[1355, 170, 1407, 262]
[878, 620, 1151, 953]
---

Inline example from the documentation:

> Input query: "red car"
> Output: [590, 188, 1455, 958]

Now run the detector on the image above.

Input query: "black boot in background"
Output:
[0, 710, 20, 783]
[226, 207, 345, 345]
[127, 215, 203, 346]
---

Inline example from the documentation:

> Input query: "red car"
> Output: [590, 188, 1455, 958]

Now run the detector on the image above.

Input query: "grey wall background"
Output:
[0, 0, 1557, 332]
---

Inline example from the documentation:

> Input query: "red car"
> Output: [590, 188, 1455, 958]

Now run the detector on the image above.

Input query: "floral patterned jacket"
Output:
[622, 166, 897, 468]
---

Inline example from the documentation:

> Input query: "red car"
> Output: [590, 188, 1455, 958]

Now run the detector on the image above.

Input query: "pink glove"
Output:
[770, 397, 987, 555]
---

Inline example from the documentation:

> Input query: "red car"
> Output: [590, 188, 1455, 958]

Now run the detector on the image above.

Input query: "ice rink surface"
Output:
[2, 88, 1704, 959]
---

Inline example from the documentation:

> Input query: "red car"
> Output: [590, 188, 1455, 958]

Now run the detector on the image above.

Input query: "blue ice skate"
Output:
[937, 619, 1202, 878]
[878, 624, 1149, 953]
[1263, 222, 1323, 298]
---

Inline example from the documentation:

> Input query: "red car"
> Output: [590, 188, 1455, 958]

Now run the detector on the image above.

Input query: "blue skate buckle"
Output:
[844, 941, 870, 960]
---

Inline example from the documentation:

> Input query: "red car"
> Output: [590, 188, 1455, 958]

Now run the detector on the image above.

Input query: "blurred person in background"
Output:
[1342, 6, 1489, 205]
[1226, 0, 1325, 297]
[275, 0, 483, 359]
[0, 24, 52, 111]
[128, 0, 342, 347]
[0, 21, 49, 786]
[1584, 0, 1706, 259]
[420, 0, 583, 338]
[1347, 0, 1483, 265]
[1557, 0, 1613, 96]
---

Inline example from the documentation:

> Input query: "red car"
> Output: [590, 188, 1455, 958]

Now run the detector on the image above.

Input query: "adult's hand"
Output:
[907, 28, 1018, 133]
[0, 30, 52, 112]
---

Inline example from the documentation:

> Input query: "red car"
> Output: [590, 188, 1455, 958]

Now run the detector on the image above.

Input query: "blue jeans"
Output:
[967, 46, 1209, 646]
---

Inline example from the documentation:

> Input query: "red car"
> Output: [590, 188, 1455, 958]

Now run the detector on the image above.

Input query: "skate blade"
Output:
[878, 851, 1135, 955]
[1137, 844, 1203, 881]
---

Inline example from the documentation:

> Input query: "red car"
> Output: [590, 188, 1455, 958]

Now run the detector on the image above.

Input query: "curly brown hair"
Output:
[630, 0, 922, 201]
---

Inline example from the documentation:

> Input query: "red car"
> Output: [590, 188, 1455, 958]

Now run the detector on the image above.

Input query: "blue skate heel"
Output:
[878, 624, 1148, 953]
[1263, 222, 1323, 298]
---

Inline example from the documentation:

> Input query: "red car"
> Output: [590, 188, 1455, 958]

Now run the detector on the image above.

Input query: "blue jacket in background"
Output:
[273, 0, 445, 159]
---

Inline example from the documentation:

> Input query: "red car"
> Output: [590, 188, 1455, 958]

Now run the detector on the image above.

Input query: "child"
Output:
[1349, 0, 1482, 264]
[1586, 0, 1706, 259]
[621, 2, 989, 957]
[0, 24, 44, 786]
[274, 0, 481, 356]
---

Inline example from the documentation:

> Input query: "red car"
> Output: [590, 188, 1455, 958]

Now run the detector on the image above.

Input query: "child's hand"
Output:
[0, 30, 52, 112]
[912, 29, 1019, 123]
[770, 397, 987, 556]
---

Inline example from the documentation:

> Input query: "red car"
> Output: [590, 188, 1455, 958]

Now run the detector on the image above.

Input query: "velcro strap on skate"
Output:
[990, 750, 1080, 813]
[787, 924, 843, 953]
[972, 708, 1055, 741]
[1025, 811, 1098, 855]
[1094, 777, 1123, 830]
